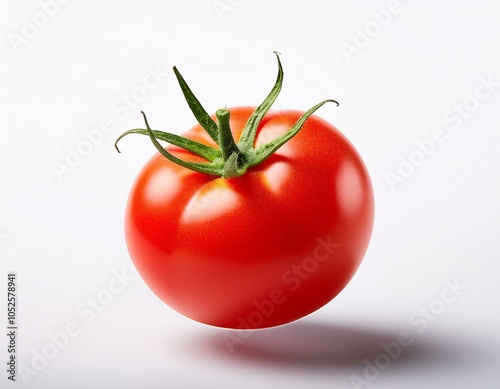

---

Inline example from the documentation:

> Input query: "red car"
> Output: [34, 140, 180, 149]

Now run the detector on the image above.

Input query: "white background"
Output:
[1, 1, 499, 388]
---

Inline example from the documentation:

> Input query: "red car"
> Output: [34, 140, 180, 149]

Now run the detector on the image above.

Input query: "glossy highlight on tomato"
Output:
[116, 53, 374, 329]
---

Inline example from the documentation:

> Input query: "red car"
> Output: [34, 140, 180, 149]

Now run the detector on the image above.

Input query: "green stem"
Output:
[115, 128, 221, 162]
[250, 99, 339, 167]
[238, 51, 283, 152]
[141, 111, 223, 176]
[173, 66, 219, 144]
[216, 109, 240, 161]
[115, 52, 339, 180]
[215, 109, 246, 178]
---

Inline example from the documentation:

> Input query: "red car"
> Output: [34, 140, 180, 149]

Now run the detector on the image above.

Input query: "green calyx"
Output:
[115, 52, 338, 178]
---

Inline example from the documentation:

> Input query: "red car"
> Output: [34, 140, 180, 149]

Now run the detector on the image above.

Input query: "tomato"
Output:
[116, 53, 374, 329]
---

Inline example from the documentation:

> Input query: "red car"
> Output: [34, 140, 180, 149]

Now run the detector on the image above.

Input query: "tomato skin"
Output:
[125, 107, 374, 329]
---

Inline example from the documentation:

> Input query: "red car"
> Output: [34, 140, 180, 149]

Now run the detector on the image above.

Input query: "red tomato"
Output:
[117, 54, 374, 329]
